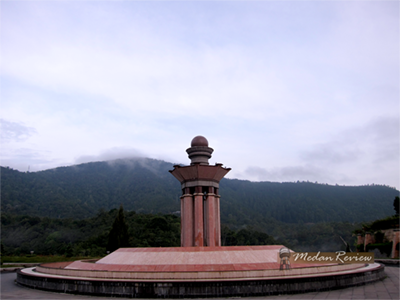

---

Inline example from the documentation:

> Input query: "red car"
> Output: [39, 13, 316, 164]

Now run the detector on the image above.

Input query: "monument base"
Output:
[16, 246, 385, 298]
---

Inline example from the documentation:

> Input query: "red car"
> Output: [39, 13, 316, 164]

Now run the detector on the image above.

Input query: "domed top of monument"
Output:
[187, 136, 213, 165]
[191, 135, 208, 147]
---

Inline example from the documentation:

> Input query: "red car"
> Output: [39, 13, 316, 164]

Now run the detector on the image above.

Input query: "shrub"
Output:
[366, 242, 393, 257]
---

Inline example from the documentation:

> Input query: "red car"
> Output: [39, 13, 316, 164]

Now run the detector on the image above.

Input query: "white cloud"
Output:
[243, 164, 336, 183]
[75, 147, 145, 164]
[0, 1, 398, 189]
[0, 119, 37, 143]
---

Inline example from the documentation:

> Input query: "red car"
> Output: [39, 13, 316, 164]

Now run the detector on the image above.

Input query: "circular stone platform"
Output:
[16, 245, 385, 298]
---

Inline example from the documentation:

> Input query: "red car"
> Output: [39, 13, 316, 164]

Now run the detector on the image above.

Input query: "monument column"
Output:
[180, 190, 194, 247]
[215, 194, 221, 246]
[194, 186, 204, 246]
[170, 136, 231, 247]
[204, 187, 216, 247]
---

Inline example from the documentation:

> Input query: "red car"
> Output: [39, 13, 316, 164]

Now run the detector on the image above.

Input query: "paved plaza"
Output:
[1, 265, 398, 300]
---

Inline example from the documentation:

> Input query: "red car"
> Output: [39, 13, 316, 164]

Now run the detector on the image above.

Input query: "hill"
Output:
[1, 158, 398, 226]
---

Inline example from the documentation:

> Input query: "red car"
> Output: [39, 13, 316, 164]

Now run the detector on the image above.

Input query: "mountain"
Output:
[1, 158, 398, 224]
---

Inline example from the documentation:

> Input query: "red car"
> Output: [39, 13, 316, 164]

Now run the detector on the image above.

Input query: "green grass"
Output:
[2, 255, 102, 264]
[0, 264, 25, 268]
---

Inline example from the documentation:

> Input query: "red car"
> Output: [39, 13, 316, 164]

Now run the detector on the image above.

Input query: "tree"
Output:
[394, 196, 399, 216]
[107, 205, 129, 252]
[65, 243, 73, 257]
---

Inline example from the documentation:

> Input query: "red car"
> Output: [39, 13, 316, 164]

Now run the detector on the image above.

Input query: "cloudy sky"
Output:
[1, 1, 399, 189]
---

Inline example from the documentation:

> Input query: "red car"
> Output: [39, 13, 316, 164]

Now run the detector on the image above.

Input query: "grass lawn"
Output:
[1, 264, 25, 268]
[1, 255, 102, 265]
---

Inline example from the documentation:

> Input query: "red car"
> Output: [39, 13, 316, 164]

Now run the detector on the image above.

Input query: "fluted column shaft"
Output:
[194, 192, 204, 246]
[181, 194, 194, 247]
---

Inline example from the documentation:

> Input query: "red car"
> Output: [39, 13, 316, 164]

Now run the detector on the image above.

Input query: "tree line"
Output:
[1, 207, 362, 257]
[1, 207, 282, 257]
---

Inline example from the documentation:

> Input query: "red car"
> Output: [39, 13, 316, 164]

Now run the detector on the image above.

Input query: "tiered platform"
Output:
[16, 246, 385, 298]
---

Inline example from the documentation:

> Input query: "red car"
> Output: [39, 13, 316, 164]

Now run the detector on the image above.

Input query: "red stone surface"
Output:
[68, 245, 333, 273]
[34, 246, 370, 282]
[170, 164, 230, 184]
[205, 194, 216, 247]
[216, 197, 221, 246]
[60, 245, 358, 275]
[181, 194, 194, 247]
[32, 260, 371, 283]
[194, 195, 204, 246]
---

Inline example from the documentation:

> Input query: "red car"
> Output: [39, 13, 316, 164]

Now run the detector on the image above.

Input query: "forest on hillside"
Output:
[1, 159, 398, 224]
[1, 158, 398, 257]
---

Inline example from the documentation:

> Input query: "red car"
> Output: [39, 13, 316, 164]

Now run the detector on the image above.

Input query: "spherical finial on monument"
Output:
[191, 136, 209, 147]
[187, 135, 213, 165]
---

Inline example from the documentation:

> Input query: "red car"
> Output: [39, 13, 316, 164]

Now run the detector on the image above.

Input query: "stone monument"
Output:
[169, 135, 230, 247]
